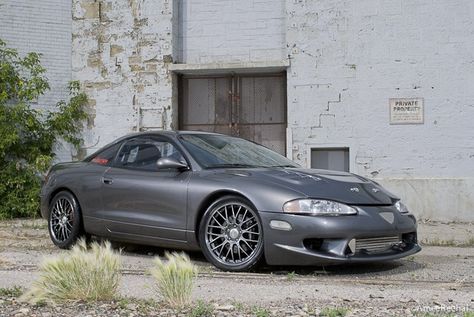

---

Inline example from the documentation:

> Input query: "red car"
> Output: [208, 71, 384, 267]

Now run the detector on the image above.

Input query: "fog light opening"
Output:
[269, 220, 292, 231]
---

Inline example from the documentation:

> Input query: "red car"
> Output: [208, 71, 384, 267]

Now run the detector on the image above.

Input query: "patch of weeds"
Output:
[116, 297, 162, 314]
[422, 238, 474, 247]
[0, 285, 23, 297]
[466, 237, 474, 247]
[150, 252, 198, 309]
[33, 299, 47, 307]
[196, 265, 214, 274]
[21, 239, 121, 303]
[406, 255, 416, 262]
[286, 271, 296, 281]
[189, 300, 214, 317]
[306, 306, 317, 316]
[117, 297, 131, 310]
[232, 301, 245, 311]
[0, 257, 9, 266]
[136, 298, 161, 314]
[21, 220, 47, 230]
[252, 306, 270, 317]
[422, 238, 457, 247]
[320, 307, 349, 317]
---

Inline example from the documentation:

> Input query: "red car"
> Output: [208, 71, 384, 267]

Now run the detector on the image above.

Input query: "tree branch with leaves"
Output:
[0, 39, 88, 218]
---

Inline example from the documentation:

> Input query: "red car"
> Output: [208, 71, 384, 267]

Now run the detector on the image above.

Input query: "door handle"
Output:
[102, 177, 113, 185]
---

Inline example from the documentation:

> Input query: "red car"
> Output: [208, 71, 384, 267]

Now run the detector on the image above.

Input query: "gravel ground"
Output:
[0, 219, 473, 316]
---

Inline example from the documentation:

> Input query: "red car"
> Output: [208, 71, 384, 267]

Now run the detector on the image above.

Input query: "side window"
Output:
[89, 142, 121, 166]
[115, 138, 185, 171]
[155, 141, 186, 164]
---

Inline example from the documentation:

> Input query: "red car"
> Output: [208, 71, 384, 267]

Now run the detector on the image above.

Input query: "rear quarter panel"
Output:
[41, 162, 108, 221]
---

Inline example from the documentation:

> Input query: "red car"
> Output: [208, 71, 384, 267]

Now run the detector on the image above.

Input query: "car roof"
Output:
[83, 130, 226, 162]
[123, 130, 226, 138]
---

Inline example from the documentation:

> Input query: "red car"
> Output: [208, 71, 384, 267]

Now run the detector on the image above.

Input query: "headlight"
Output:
[283, 199, 358, 216]
[395, 201, 409, 214]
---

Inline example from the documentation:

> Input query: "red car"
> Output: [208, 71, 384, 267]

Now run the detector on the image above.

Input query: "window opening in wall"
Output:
[311, 148, 349, 172]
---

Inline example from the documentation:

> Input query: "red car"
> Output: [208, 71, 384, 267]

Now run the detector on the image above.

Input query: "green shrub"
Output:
[22, 239, 121, 303]
[150, 252, 198, 308]
[0, 39, 88, 219]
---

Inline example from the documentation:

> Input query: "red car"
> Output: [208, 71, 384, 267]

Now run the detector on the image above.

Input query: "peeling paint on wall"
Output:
[72, 0, 175, 153]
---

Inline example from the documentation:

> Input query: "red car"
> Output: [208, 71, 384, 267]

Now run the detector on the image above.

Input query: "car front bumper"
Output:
[260, 205, 421, 266]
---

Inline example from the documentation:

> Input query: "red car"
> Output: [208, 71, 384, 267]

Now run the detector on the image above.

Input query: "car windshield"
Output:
[179, 134, 300, 169]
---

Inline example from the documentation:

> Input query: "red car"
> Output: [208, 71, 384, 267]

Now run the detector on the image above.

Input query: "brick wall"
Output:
[72, 0, 174, 153]
[0, 0, 72, 160]
[286, 0, 474, 221]
[177, 0, 286, 64]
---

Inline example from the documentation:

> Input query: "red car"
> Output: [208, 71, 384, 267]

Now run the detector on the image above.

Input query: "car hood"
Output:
[218, 168, 398, 205]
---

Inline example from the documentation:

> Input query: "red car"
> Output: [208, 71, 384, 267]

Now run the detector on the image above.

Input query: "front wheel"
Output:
[199, 196, 264, 271]
[48, 191, 85, 249]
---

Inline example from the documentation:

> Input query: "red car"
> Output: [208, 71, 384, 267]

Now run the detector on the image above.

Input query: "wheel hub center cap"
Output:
[61, 216, 68, 225]
[229, 228, 240, 240]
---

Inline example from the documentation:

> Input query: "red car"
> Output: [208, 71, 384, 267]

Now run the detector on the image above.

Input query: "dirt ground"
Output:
[0, 219, 473, 316]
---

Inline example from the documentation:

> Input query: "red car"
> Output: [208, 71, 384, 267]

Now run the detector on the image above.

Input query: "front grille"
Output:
[356, 235, 401, 254]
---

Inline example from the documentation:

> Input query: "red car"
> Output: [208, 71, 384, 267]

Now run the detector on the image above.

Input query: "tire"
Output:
[48, 191, 86, 249]
[199, 195, 264, 272]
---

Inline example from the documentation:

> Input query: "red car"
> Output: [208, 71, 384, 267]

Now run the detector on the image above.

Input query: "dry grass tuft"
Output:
[150, 252, 198, 308]
[22, 239, 121, 303]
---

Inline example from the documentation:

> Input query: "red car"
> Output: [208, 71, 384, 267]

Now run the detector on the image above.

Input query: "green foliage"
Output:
[189, 300, 214, 317]
[0, 285, 23, 297]
[286, 271, 296, 281]
[320, 307, 349, 317]
[232, 301, 245, 311]
[150, 252, 198, 308]
[21, 239, 121, 303]
[0, 39, 87, 219]
[252, 306, 270, 317]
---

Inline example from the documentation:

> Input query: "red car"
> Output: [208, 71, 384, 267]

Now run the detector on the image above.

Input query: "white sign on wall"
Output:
[389, 98, 424, 124]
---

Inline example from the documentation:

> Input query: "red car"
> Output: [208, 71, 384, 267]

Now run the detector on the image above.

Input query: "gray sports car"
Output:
[41, 131, 421, 271]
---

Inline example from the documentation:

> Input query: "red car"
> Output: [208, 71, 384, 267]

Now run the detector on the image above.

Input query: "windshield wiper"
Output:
[205, 163, 263, 169]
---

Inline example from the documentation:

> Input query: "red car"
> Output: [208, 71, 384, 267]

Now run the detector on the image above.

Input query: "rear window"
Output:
[89, 142, 121, 166]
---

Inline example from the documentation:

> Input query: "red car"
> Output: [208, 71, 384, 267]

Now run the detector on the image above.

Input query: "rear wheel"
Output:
[199, 196, 264, 271]
[48, 191, 86, 249]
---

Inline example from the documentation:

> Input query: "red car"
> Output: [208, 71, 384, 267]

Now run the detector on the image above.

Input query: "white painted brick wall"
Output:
[286, 0, 474, 221]
[0, 0, 72, 160]
[287, 0, 474, 178]
[178, 0, 286, 63]
[72, 0, 174, 154]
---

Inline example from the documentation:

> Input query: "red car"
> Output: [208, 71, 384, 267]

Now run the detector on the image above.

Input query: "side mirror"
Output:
[156, 157, 189, 170]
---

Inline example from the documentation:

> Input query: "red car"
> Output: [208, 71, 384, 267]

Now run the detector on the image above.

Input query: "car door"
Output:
[80, 141, 124, 236]
[100, 136, 190, 244]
